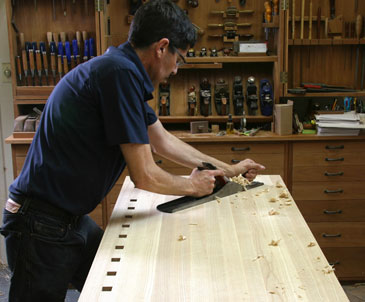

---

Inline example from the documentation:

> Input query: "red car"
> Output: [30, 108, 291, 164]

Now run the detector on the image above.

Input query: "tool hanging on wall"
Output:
[263, 1, 271, 41]
[40, 42, 49, 86]
[211, 6, 254, 18]
[246, 76, 258, 115]
[50, 41, 57, 85]
[199, 78, 212, 117]
[187, 85, 197, 116]
[233, 76, 244, 116]
[259, 79, 273, 116]
[214, 78, 230, 116]
[159, 80, 170, 116]
[187, 0, 198, 8]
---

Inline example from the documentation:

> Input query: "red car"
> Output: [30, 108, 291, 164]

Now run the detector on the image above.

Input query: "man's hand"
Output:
[189, 168, 225, 197]
[232, 159, 265, 181]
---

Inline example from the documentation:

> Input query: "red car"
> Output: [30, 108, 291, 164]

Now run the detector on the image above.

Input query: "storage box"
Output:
[274, 101, 293, 135]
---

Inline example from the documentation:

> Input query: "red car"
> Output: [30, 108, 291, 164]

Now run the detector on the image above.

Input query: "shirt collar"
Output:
[117, 42, 154, 101]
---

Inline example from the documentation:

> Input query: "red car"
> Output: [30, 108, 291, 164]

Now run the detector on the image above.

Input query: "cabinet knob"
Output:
[323, 210, 343, 215]
[324, 171, 344, 176]
[324, 189, 343, 194]
[231, 147, 250, 151]
[325, 157, 344, 162]
[322, 233, 342, 238]
[325, 145, 344, 150]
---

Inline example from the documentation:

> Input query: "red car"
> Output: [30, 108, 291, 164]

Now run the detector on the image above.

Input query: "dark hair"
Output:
[128, 0, 197, 52]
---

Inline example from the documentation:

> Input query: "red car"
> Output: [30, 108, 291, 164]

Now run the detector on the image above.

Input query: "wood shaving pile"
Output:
[230, 175, 251, 189]
[322, 266, 335, 274]
[269, 208, 280, 216]
[276, 181, 283, 188]
[178, 235, 187, 241]
[307, 242, 316, 247]
[269, 197, 278, 203]
[269, 239, 281, 246]
[279, 191, 289, 199]
[252, 255, 264, 261]
[216, 197, 222, 203]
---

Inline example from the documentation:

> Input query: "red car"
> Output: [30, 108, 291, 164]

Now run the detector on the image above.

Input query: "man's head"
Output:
[128, 0, 197, 84]
[128, 0, 196, 52]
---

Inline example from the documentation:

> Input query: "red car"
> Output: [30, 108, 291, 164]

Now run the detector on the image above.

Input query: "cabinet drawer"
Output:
[322, 247, 365, 280]
[308, 222, 365, 248]
[292, 182, 365, 200]
[293, 165, 365, 182]
[293, 141, 365, 154]
[293, 152, 364, 166]
[192, 142, 284, 156]
[296, 200, 365, 222]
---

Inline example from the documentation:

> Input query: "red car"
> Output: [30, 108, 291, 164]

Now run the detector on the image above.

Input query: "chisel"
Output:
[21, 49, 29, 86]
[28, 49, 35, 86]
[35, 50, 42, 86]
[72, 39, 80, 66]
[40, 42, 49, 85]
[65, 41, 71, 72]
[50, 42, 57, 85]
[89, 38, 95, 59]
[300, 0, 305, 39]
[58, 42, 64, 79]
[83, 39, 89, 62]
[15, 56, 22, 85]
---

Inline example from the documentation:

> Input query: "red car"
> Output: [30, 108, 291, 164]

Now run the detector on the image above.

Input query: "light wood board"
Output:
[79, 175, 348, 302]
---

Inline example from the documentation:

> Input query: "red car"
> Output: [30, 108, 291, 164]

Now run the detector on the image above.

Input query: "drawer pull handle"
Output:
[322, 233, 341, 238]
[231, 147, 250, 151]
[324, 171, 344, 176]
[324, 189, 343, 194]
[325, 157, 344, 162]
[155, 160, 162, 164]
[231, 159, 241, 163]
[329, 261, 340, 266]
[325, 145, 344, 150]
[324, 210, 343, 215]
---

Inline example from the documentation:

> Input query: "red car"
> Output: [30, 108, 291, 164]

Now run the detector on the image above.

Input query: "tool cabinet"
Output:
[291, 140, 365, 280]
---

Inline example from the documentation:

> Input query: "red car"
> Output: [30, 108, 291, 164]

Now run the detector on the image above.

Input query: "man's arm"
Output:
[148, 120, 265, 180]
[120, 143, 224, 197]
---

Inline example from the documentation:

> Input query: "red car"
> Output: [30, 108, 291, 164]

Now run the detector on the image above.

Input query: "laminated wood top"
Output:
[79, 175, 348, 302]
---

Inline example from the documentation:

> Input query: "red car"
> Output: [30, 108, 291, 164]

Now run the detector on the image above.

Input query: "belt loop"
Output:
[17, 198, 31, 215]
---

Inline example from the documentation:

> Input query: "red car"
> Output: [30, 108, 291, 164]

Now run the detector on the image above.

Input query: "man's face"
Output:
[155, 46, 187, 83]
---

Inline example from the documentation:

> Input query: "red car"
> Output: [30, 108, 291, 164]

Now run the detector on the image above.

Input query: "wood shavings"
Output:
[284, 201, 292, 206]
[230, 175, 250, 188]
[269, 239, 281, 246]
[216, 197, 222, 203]
[276, 181, 283, 188]
[252, 255, 264, 261]
[269, 291, 276, 294]
[189, 223, 197, 226]
[178, 235, 186, 241]
[269, 208, 280, 216]
[279, 191, 289, 199]
[307, 242, 316, 247]
[322, 266, 335, 274]
[269, 197, 278, 203]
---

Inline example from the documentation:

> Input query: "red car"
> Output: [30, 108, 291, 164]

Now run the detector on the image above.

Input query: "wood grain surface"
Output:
[79, 175, 348, 301]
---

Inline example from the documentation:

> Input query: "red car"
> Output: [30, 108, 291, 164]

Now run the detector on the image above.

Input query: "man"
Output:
[1, 0, 265, 301]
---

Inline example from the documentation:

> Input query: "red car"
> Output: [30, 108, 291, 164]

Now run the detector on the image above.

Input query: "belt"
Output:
[5, 197, 79, 224]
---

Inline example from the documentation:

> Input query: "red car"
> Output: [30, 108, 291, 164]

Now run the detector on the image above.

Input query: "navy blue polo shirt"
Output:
[9, 42, 157, 215]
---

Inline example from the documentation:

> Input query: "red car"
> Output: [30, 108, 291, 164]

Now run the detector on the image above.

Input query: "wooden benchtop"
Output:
[79, 175, 348, 302]
[5, 132, 365, 145]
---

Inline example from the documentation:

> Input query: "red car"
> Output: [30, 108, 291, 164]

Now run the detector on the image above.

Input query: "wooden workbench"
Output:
[79, 175, 348, 301]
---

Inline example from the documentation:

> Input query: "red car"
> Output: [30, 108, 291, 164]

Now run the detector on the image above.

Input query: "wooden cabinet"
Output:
[291, 140, 365, 280]
[284, 0, 365, 97]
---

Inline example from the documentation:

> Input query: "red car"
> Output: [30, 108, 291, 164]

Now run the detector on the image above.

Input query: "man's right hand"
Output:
[189, 168, 225, 197]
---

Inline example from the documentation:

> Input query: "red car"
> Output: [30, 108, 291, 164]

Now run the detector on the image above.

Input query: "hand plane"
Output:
[157, 162, 263, 213]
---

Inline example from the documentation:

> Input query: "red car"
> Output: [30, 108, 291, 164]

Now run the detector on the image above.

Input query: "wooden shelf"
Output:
[159, 115, 273, 123]
[185, 56, 278, 64]
[286, 91, 365, 97]
[289, 38, 365, 46]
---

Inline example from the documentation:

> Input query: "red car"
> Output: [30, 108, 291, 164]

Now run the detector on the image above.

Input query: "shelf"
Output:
[185, 56, 278, 64]
[159, 115, 273, 123]
[286, 91, 365, 97]
[15, 86, 54, 99]
[288, 38, 365, 46]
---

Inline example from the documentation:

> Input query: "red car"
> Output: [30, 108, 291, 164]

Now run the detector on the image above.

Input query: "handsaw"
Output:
[157, 162, 264, 213]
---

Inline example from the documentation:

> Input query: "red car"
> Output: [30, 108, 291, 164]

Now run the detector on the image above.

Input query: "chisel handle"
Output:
[300, 0, 305, 39]
[47, 32, 53, 45]
[16, 56, 22, 84]
[19, 32, 25, 49]
[63, 55, 69, 74]
[28, 49, 35, 73]
[57, 55, 63, 78]
[356, 15, 363, 40]
[22, 50, 28, 75]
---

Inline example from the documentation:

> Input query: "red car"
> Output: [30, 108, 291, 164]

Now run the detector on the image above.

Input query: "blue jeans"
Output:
[0, 200, 104, 302]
